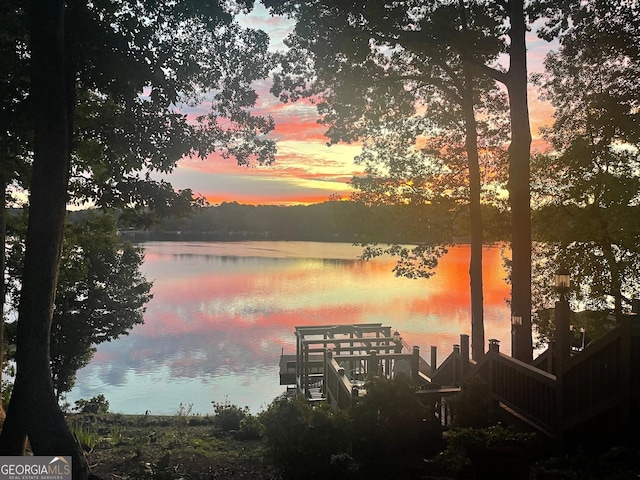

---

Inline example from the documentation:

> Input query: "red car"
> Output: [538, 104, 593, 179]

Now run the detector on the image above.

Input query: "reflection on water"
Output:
[67, 241, 511, 414]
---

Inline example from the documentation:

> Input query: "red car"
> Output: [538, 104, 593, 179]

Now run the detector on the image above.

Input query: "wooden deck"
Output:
[432, 313, 640, 440]
[279, 314, 639, 442]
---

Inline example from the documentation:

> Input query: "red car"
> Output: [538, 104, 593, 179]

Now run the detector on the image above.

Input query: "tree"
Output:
[6, 213, 153, 397]
[530, 0, 640, 340]
[266, 0, 531, 360]
[0, 2, 89, 475]
[0, 1, 275, 476]
[350, 105, 508, 359]
[64, 2, 275, 222]
[0, 0, 32, 422]
[54, 215, 152, 396]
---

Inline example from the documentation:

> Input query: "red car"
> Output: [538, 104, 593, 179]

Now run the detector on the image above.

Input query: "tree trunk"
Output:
[461, 70, 485, 362]
[0, 170, 6, 422]
[598, 220, 623, 322]
[506, 0, 533, 363]
[0, 2, 89, 477]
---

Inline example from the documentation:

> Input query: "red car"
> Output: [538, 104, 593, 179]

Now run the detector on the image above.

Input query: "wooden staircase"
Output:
[431, 314, 640, 441]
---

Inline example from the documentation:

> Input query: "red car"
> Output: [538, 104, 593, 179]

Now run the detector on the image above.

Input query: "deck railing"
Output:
[560, 315, 640, 431]
[532, 346, 552, 373]
[430, 348, 461, 386]
[473, 348, 558, 435]
[323, 347, 423, 410]
[294, 316, 640, 437]
[459, 315, 639, 437]
[324, 352, 353, 410]
[429, 334, 474, 387]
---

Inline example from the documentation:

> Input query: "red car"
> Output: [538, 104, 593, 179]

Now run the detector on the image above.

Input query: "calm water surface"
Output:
[67, 241, 512, 414]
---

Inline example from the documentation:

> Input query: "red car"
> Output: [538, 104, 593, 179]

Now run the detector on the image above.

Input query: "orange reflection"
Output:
[141, 243, 512, 361]
[74, 242, 513, 414]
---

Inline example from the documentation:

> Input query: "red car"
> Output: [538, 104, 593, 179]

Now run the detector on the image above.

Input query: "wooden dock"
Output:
[279, 312, 640, 442]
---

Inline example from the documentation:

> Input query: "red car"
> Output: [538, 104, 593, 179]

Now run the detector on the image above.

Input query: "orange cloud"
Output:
[272, 117, 326, 142]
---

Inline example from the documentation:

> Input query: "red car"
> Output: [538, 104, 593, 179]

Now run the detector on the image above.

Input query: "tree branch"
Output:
[475, 62, 509, 86]
[496, 0, 509, 12]
[388, 73, 464, 105]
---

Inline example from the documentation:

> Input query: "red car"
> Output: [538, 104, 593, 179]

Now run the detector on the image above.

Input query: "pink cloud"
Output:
[160, 13, 558, 207]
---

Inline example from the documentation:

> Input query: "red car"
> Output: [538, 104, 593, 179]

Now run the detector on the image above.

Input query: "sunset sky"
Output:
[159, 5, 556, 207]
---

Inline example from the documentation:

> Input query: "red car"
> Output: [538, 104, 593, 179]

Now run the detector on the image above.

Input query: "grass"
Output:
[71, 413, 278, 479]
[71, 422, 101, 452]
[69, 412, 640, 480]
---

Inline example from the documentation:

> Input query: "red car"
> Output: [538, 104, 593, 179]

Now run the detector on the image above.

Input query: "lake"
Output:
[66, 241, 512, 415]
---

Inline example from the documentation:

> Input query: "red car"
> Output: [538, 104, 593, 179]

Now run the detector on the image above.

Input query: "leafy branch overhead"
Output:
[531, 0, 640, 326]
[63, 1, 277, 222]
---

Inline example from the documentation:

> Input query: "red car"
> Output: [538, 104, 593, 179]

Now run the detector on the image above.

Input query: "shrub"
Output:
[261, 396, 353, 479]
[261, 379, 444, 479]
[110, 424, 123, 445]
[434, 425, 535, 479]
[74, 394, 110, 414]
[2, 379, 13, 409]
[350, 375, 442, 462]
[176, 402, 194, 418]
[446, 425, 535, 451]
[72, 423, 101, 452]
[449, 375, 497, 428]
[212, 401, 248, 431]
[238, 415, 265, 440]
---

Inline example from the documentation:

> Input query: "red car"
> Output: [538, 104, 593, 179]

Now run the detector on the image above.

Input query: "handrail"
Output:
[468, 316, 639, 437]
[562, 321, 623, 371]
[430, 335, 473, 386]
[295, 323, 384, 333]
[632, 335, 640, 395]
[324, 348, 424, 410]
[299, 317, 640, 436]
[324, 357, 353, 411]
[431, 351, 460, 386]
[532, 346, 552, 373]
[473, 351, 558, 435]
[560, 316, 639, 429]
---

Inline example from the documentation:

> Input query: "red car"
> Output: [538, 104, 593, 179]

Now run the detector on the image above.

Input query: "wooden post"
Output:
[385, 327, 391, 377]
[620, 314, 632, 434]
[487, 339, 499, 394]
[338, 366, 346, 409]
[324, 349, 332, 397]
[430, 346, 437, 377]
[412, 346, 420, 380]
[460, 334, 470, 378]
[303, 342, 309, 398]
[555, 357, 564, 436]
[452, 344, 460, 385]
[298, 335, 303, 396]
[368, 350, 378, 379]
[553, 296, 570, 436]
[555, 299, 571, 364]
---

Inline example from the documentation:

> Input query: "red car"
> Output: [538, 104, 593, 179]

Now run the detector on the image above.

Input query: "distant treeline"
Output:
[117, 201, 510, 244]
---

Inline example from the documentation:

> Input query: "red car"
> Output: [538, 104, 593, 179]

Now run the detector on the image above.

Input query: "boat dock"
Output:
[279, 313, 640, 442]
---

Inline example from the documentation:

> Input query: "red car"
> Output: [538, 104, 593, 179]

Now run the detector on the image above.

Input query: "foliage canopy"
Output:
[531, 0, 640, 338]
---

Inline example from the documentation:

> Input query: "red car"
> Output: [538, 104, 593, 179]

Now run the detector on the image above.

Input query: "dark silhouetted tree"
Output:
[0, 1, 275, 476]
[266, 0, 529, 360]
[531, 0, 640, 341]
